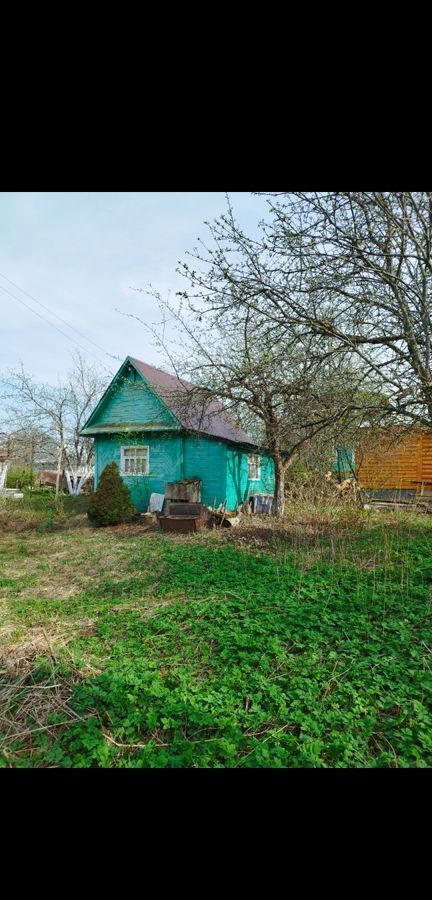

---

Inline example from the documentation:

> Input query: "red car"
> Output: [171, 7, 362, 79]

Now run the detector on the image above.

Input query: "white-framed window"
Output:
[248, 454, 261, 481]
[120, 445, 149, 476]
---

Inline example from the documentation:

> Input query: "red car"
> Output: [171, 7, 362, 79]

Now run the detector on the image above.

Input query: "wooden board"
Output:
[357, 430, 432, 493]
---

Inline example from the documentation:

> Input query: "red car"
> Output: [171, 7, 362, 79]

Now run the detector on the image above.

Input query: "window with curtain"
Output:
[120, 446, 149, 475]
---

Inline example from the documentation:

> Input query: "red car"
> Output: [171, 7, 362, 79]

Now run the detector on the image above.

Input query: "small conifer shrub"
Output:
[87, 462, 136, 527]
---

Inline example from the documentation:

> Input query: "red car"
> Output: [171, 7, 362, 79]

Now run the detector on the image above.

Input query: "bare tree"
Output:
[63, 353, 107, 494]
[4, 352, 108, 495]
[251, 192, 432, 428]
[134, 192, 396, 515]
[2, 426, 57, 470]
[129, 193, 418, 516]
[133, 284, 375, 516]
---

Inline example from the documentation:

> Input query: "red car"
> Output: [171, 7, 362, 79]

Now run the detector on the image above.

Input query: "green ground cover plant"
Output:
[1, 511, 431, 767]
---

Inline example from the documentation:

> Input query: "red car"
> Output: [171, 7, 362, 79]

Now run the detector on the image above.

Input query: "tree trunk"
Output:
[271, 451, 298, 518]
[29, 435, 36, 489]
[272, 458, 286, 518]
[75, 470, 91, 494]
[55, 443, 64, 496]
[0, 461, 8, 491]
[64, 469, 73, 496]
[64, 468, 91, 496]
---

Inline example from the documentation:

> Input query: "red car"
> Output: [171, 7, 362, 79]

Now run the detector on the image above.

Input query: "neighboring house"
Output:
[38, 470, 68, 489]
[81, 356, 275, 512]
[37, 470, 94, 493]
[335, 427, 432, 501]
[38, 470, 56, 487]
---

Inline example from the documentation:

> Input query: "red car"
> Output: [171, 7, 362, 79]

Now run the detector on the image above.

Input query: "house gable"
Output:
[81, 358, 180, 435]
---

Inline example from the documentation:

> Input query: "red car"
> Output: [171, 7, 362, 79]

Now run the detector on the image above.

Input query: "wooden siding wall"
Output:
[94, 432, 275, 512]
[95, 434, 183, 511]
[183, 436, 226, 507]
[95, 433, 228, 511]
[94, 370, 177, 428]
[357, 431, 432, 491]
[225, 447, 275, 509]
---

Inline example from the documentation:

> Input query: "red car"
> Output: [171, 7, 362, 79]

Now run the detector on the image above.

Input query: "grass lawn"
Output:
[1, 503, 432, 767]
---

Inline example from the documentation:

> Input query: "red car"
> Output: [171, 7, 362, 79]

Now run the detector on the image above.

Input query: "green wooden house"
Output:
[81, 356, 275, 512]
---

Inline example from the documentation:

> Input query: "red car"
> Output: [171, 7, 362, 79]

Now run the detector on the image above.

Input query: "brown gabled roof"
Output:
[129, 357, 255, 446]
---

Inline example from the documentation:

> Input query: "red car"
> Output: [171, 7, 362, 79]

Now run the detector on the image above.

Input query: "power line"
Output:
[0, 283, 115, 375]
[0, 270, 121, 363]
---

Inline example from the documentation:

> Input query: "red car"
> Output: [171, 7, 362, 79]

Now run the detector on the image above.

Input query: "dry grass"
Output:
[0, 665, 98, 766]
[0, 505, 43, 533]
[0, 529, 150, 600]
[0, 617, 102, 765]
[0, 620, 100, 677]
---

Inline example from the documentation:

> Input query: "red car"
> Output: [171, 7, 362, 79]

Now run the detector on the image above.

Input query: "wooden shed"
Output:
[341, 427, 432, 501]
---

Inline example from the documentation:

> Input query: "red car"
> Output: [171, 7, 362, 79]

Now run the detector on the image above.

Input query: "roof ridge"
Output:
[129, 357, 195, 390]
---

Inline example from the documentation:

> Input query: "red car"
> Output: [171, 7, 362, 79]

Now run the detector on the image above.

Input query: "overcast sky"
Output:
[0, 192, 268, 384]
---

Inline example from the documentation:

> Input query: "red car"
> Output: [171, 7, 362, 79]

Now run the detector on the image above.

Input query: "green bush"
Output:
[87, 462, 135, 527]
[284, 459, 314, 486]
[6, 467, 36, 489]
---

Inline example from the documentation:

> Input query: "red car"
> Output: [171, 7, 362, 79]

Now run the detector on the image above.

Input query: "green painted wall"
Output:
[94, 431, 275, 513]
[90, 366, 177, 429]
[225, 447, 275, 508]
[183, 435, 227, 507]
[332, 448, 355, 475]
[95, 433, 183, 511]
